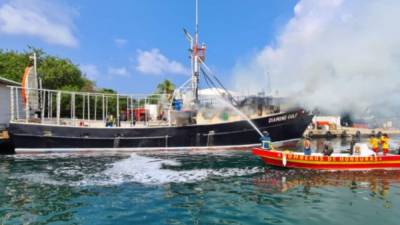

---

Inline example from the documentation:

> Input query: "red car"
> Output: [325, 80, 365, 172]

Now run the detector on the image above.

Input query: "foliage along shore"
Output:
[0, 47, 176, 96]
[0, 47, 115, 94]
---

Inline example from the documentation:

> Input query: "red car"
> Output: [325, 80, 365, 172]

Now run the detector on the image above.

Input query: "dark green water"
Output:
[1, 139, 400, 224]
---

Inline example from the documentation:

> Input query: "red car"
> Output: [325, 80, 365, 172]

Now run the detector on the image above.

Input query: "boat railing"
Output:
[8, 85, 283, 128]
[8, 86, 171, 128]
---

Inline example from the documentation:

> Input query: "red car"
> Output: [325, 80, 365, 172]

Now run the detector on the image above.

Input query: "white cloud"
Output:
[233, 0, 400, 118]
[136, 48, 189, 76]
[0, 0, 78, 47]
[80, 64, 100, 80]
[108, 66, 129, 77]
[114, 38, 127, 48]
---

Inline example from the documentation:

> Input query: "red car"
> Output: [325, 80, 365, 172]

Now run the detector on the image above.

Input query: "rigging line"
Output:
[199, 58, 238, 106]
[201, 71, 226, 106]
[200, 67, 238, 106]
[199, 58, 231, 93]
[201, 70, 217, 93]
[201, 65, 227, 91]
[200, 68, 237, 107]
[201, 68, 224, 96]
[201, 68, 233, 102]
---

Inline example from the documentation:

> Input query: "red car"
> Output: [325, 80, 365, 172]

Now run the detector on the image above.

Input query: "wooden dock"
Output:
[0, 130, 9, 140]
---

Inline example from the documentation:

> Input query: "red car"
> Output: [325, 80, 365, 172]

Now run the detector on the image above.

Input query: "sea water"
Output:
[1, 138, 400, 224]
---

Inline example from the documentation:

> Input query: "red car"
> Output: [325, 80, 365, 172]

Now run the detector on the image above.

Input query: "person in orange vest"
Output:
[381, 133, 390, 155]
[368, 134, 379, 154]
[303, 137, 312, 155]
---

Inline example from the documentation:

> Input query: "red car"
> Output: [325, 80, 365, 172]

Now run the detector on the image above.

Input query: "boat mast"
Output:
[191, 0, 206, 103]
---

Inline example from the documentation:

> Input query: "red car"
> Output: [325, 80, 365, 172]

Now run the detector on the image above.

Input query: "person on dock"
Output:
[381, 133, 390, 155]
[303, 137, 312, 156]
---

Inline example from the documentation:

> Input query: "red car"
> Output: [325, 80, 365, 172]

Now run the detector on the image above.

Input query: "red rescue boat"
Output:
[253, 143, 400, 170]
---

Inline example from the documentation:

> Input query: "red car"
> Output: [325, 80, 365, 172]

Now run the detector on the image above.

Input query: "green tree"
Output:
[0, 47, 94, 91]
[0, 49, 30, 82]
[39, 56, 86, 90]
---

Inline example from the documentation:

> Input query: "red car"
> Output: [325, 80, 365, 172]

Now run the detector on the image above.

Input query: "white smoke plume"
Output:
[233, 0, 400, 120]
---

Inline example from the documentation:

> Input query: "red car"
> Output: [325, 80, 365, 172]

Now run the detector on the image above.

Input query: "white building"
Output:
[0, 76, 20, 129]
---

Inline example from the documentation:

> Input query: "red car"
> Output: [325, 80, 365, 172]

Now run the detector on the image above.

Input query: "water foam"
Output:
[13, 153, 262, 186]
[18, 173, 65, 186]
[77, 154, 262, 186]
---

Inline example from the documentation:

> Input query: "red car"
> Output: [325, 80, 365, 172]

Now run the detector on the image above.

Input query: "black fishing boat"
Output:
[8, 109, 311, 152]
[6, 0, 312, 153]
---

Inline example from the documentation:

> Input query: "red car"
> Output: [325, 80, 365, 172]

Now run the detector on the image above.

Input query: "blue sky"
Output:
[0, 0, 297, 93]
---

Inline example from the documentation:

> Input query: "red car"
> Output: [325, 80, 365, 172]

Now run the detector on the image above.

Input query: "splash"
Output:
[15, 153, 263, 186]
[79, 154, 263, 186]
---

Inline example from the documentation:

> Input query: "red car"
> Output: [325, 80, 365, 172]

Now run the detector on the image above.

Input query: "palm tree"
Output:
[156, 79, 175, 95]
[147, 80, 176, 104]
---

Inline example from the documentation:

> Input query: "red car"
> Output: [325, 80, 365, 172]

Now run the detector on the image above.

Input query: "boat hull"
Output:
[9, 110, 312, 152]
[253, 148, 400, 170]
